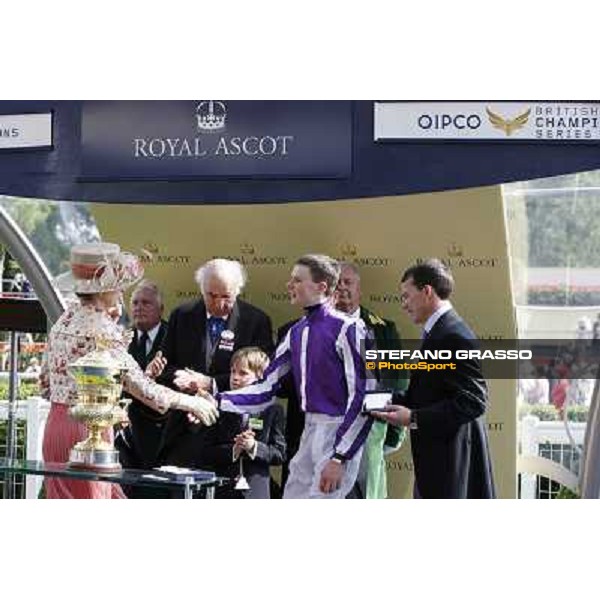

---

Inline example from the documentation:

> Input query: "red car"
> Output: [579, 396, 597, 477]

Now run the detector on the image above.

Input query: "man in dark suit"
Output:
[372, 259, 495, 499]
[156, 259, 274, 477]
[116, 281, 168, 469]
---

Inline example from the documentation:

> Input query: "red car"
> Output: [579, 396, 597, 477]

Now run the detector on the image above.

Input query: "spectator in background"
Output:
[568, 356, 595, 408]
[533, 366, 550, 404]
[592, 313, 600, 348]
[115, 280, 170, 498]
[551, 377, 570, 412]
[1, 251, 21, 293]
[576, 316, 593, 342]
[25, 357, 42, 375]
[519, 364, 549, 405]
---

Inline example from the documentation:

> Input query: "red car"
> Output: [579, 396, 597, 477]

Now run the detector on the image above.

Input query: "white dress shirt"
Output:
[423, 300, 453, 336]
[137, 322, 161, 355]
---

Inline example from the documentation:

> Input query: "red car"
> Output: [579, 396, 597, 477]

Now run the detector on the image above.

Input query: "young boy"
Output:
[229, 347, 286, 499]
[217, 254, 371, 499]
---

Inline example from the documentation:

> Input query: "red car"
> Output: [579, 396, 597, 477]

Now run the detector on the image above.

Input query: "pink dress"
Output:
[41, 303, 176, 499]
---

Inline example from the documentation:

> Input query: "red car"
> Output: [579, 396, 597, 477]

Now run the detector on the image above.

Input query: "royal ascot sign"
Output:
[374, 101, 600, 142]
[81, 101, 351, 179]
[0, 113, 53, 149]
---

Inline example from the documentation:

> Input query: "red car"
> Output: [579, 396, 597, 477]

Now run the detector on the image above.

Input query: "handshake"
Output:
[171, 388, 219, 426]
[145, 351, 220, 426]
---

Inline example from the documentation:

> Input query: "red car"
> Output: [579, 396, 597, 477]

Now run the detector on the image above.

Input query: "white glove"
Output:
[172, 392, 218, 426]
[174, 369, 214, 393]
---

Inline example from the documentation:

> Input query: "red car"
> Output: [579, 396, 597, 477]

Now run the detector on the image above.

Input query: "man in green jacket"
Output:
[335, 262, 408, 499]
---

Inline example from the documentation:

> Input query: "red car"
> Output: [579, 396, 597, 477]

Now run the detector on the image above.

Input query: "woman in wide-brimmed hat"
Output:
[41, 242, 218, 499]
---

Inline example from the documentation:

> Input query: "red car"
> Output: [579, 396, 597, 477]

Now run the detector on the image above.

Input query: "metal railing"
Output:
[518, 415, 586, 498]
[0, 396, 590, 499]
[0, 397, 50, 499]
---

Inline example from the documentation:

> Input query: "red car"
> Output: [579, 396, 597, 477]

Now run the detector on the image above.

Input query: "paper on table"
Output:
[154, 465, 216, 481]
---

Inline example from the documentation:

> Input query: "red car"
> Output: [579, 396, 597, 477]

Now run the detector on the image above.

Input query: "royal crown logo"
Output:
[447, 242, 464, 258]
[196, 101, 227, 132]
[140, 242, 159, 260]
[340, 243, 357, 257]
[240, 242, 256, 255]
[486, 107, 531, 136]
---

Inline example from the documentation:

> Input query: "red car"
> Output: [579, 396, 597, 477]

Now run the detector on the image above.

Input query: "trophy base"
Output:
[68, 448, 122, 472]
[234, 475, 250, 491]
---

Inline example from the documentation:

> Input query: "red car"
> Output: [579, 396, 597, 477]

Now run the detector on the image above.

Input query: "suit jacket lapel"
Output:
[411, 310, 455, 390]
[227, 301, 240, 336]
[192, 300, 208, 372]
[128, 330, 144, 366]
[149, 321, 167, 358]
[427, 309, 457, 340]
[359, 306, 371, 332]
[128, 330, 138, 357]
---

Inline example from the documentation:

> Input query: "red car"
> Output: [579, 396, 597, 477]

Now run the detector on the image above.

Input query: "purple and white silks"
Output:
[218, 302, 372, 460]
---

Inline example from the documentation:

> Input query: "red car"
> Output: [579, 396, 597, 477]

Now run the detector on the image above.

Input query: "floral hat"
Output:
[54, 242, 144, 294]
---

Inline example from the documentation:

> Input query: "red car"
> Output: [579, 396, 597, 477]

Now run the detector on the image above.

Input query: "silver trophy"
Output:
[234, 414, 251, 491]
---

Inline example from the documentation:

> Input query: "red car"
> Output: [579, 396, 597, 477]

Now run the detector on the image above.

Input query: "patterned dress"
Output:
[40, 303, 177, 499]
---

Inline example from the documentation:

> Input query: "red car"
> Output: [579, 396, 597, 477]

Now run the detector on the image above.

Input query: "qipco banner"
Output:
[374, 101, 600, 142]
[0, 112, 53, 149]
[81, 101, 352, 180]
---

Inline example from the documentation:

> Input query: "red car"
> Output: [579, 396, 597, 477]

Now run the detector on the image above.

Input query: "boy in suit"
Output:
[182, 347, 286, 498]
[229, 347, 286, 499]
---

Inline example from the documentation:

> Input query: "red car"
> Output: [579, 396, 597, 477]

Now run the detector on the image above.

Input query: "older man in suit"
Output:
[116, 280, 169, 485]
[156, 259, 274, 479]
[372, 259, 495, 499]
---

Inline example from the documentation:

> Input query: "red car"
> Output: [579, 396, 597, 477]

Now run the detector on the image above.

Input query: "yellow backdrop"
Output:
[92, 185, 517, 498]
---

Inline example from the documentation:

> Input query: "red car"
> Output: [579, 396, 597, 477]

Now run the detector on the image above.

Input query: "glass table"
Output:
[0, 459, 228, 499]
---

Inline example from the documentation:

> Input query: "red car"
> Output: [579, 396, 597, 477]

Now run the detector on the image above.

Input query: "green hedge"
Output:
[0, 381, 41, 401]
[519, 403, 589, 422]
[555, 486, 580, 499]
[528, 289, 600, 306]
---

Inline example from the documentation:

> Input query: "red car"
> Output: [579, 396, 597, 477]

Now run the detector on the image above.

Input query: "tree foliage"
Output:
[510, 170, 600, 268]
[0, 196, 99, 275]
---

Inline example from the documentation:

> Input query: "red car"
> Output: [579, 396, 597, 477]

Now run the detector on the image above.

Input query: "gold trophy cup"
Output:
[67, 344, 129, 472]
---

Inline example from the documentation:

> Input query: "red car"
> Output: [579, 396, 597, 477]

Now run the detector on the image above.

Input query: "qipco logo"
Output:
[418, 113, 482, 131]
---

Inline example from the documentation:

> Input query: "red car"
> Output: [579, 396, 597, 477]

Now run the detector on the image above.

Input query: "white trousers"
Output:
[283, 413, 364, 499]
